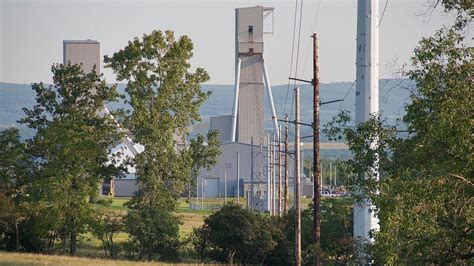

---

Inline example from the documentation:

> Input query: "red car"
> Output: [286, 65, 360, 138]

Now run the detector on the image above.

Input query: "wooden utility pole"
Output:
[270, 134, 274, 215]
[284, 113, 289, 214]
[278, 125, 282, 216]
[312, 32, 322, 266]
[294, 86, 301, 266]
[251, 137, 254, 209]
[272, 134, 277, 215]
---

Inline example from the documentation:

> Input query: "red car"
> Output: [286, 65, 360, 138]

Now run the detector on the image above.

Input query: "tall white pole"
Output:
[231, 58, 242, 142]
[196, 176, 199, 209]
[262, 59, 280, 140]
[237, 152, 240, 204]
[201, 177, 204, 210]
[354, 0, 380, 244]
[330, 162, 333, 187]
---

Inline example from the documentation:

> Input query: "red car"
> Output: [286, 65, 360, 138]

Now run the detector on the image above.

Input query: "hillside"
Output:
[0, 79, 413, 141]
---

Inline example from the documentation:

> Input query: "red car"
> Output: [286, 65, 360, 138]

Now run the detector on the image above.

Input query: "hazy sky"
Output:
[1, 0, 471, 85]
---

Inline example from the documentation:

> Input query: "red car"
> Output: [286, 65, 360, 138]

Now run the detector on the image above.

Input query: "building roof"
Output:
[63, 39, 100, 44]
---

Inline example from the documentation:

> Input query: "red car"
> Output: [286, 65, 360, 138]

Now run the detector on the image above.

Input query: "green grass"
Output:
[50, 196, 317, 260]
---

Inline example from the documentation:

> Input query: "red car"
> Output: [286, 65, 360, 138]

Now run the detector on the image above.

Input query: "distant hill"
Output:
[0, 80, 413, 141]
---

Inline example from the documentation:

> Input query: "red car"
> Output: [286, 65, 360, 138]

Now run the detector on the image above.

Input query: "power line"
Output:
[302, 0, 322, 77]
[338, 80, 356, 110]
[290, 0, 305, 121]
[282, 0, 300, 118]
[379, 0, 389, 26]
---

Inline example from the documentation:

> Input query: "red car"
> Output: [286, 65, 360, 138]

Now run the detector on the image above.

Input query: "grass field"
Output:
[1, 196, 317, 263]
[0, 252, 219, 266]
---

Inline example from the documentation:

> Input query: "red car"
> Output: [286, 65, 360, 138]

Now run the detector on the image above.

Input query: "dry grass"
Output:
[0, 252, 210, 266]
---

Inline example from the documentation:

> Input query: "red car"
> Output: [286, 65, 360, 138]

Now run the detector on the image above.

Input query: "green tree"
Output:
[90, 212, 123, 258]
[19, 63, 123, 256]
[105, 30, 219, 261]
[324, 3, 473, 263]
[0, 128, 34, 252]
[197, 202, 277, 264]
[189, 224, 211, 262]
[189, 130, 221, 196]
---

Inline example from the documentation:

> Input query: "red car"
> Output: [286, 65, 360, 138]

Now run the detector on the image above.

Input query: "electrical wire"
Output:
[302, 0, 322, 77]
[290, 0, 305, 120]
[281, 0, 300, 118]
[379, 0, 389, 26]
[338, 80, 356, 110]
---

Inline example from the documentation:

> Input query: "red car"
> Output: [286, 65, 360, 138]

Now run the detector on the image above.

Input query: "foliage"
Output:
[189, 130, 221, 178]
[191, 200, 354, 265]
[0, 128, 34, 252]
[105, 30, 219, 261]
[124, 204, 181, 261]
[90, 212, 123, 258]
[324, 7, 473, 264]
[193, 202, 277, 264]
[19, 63, 123, 256]
[189, 224, 211, 262]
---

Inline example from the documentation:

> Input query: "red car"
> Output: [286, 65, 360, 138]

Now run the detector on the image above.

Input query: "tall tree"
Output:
[20, 63, 122, 256]
[324, 3, 473, 264]
[0, 128, 33, 252]
[105, 30, 219, 260]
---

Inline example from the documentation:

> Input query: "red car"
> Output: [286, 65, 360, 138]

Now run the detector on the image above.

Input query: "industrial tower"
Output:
[354, 0, 380, 243]
[231, 6, 279, 145]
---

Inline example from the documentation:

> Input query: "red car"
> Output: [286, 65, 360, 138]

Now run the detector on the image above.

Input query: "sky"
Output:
[0, 0, 471, 85]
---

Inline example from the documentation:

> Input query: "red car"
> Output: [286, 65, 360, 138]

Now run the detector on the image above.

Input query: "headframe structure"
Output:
[231, 6, 279, 145]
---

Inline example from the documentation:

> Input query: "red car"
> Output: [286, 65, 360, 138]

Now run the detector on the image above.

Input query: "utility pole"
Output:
[251, 137, 254, 210]
[237, 152, 240, 204]
[278, 125, 282, 216]
[294, 86, 301, 266]
[284, 113, 289, 214]
[312, 32, 322, 266]
[224, 170, 227, 204]
[330, 163, 333, 188]
[196, 176, 199, 209]
[266, 134, 272, 215]
[201, 177, 204, 210]
[272, 134, 277, 215]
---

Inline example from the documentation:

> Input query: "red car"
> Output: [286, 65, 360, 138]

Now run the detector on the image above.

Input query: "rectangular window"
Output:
[248, 25, 253, 35]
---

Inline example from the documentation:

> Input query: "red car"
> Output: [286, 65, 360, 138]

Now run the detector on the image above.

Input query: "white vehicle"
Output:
[321, 189, 336, 197]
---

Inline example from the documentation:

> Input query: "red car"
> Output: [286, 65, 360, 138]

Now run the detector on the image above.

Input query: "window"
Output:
[248, 25, 253, 35]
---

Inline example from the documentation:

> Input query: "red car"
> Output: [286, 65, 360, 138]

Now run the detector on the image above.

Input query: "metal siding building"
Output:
[210, 115, 233, 143]
[114, 179, 138, 197]
[63, 40, 100, 74]
[197, 142, 306, 199]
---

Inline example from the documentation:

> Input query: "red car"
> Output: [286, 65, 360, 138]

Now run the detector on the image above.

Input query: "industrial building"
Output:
[194, 6, 312, 213]
[63, 40, 100, 73]
[63, 7, 311, 209]
[63, 39, 143, 197]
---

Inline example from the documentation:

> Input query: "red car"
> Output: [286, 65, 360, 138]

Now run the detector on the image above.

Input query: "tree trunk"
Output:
[228, 250, 236, 265]
[70, 224, 77, 256]
[62, 227, 67, 254]
[14, 218, 20, 252]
